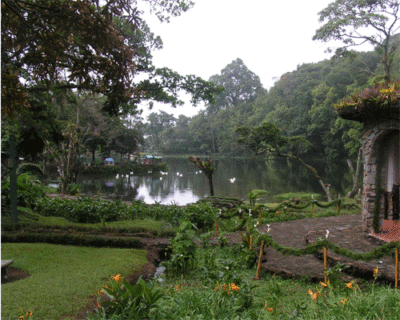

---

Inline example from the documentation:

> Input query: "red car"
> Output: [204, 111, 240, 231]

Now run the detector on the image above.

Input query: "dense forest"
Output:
[144, 37, 400, 160]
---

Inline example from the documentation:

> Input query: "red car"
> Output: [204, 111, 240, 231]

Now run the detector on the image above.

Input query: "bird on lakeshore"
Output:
[229, 178, 236, 183]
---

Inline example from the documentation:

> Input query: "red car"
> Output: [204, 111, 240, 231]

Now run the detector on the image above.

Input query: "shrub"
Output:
[182, 202, 218, 230]
[1, 173, 46, 208]
[34, 197, 128, 223]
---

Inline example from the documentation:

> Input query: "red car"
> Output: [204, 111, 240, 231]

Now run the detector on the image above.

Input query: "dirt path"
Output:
[217, 214, 399, 284]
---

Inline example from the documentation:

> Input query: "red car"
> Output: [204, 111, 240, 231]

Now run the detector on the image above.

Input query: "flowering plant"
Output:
[93, 275, 164, 319]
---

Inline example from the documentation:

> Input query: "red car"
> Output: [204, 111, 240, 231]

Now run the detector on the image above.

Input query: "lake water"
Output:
[77, 157, 353, 206]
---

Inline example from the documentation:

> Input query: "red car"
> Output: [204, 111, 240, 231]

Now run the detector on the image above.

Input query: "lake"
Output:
[77, 156, 353, 206]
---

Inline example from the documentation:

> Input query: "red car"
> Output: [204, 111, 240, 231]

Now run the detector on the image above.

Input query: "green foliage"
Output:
[1, 232, 143, 249]
[182, 201, 218, 230]
[274, 192, 322, 202]
[91, 276, 163, 320]
[66, 183, 82, 195]
[313, 0, 400, 82]
[1, 173, 45, 208]
[34, 197, 127, 223]
[248, 189, 269, 206]
[16, 163, 44, 177]
[208, 58, 265, 113]
[164, 221, 198, 277]
[334, 81, 400, 110]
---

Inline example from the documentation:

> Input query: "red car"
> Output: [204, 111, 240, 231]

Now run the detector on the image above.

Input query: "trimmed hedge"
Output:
[1, 232, 144, 249]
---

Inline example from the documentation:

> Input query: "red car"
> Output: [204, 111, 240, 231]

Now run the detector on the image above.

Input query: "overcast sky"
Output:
[138, 0, 341, 119]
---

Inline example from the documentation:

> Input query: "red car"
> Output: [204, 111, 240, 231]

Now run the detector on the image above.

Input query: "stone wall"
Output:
[361, 119, 399, 233]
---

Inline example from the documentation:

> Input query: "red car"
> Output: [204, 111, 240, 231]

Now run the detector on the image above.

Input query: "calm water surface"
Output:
[78, 157, 352, 205]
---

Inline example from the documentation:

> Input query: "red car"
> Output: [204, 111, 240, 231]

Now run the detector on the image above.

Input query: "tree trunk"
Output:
[207, 173, 214, 196]
[346, 147, 363, 198]
[278, 153, 333, 202]
[9, 133, 18, 224]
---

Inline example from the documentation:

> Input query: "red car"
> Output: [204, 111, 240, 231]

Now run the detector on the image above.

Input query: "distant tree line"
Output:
[144, 36, 400, 160]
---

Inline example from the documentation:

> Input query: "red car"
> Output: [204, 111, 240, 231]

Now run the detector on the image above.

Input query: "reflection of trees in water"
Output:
[78, 157, 352, 204]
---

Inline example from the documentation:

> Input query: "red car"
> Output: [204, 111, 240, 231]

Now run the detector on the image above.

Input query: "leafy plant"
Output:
[164, 221, 198, 277]
[66, 183, 82, 195]
[247, 189, 268, 206]
[91, 275, 163, 319]
[1, 173, 45, 208]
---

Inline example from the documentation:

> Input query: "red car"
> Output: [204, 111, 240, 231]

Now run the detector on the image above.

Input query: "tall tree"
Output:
[145, 111, 176, 152]
[313, 0, 400, 83]
[208, 58, 265, 113]
[2, 0, 221, 222]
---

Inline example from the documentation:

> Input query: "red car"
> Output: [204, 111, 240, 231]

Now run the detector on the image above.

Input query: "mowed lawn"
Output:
[1, 243, 148, 320]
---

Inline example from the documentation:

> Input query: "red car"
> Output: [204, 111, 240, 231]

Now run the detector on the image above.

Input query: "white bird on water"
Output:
[229, 177, 236, 183]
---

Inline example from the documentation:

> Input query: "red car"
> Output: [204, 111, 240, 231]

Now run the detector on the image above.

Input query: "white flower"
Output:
[325, 230, 330, 239]
[267, 224, 271, 233]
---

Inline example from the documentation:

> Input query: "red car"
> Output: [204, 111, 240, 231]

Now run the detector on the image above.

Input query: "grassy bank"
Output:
[1, 243, 147, 320]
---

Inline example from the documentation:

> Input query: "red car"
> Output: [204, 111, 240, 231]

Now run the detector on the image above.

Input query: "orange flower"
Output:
[267, 308, 273, 313]
[308, 289, 313, 295]
[312, 292, 320, 302]
[175, 284, 181, 291]
[373, 267, 379, 278]
[338, 297, 349, 306]
[320, 282, 328, 288]
[111, 274, 121, 283]
[345, 281, 354, 290]
[97, 301, 101, 309]
[230, 283, 240, 292]
[19, 317, 24, 320]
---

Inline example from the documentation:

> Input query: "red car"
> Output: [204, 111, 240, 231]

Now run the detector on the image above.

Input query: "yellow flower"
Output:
[373, 266, 379, 278]
[345, 281, 354, 290]
[338, 297, 349, 306]
[312, 292, 320, 302]
[308, 289, 313, 295]
[320, 281, 328, 288]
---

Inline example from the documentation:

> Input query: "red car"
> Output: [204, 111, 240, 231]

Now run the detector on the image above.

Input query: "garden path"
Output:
[219, 215, 399, 285]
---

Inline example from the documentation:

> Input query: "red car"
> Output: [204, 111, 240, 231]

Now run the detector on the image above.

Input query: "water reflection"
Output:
[78, 157, 352, 206]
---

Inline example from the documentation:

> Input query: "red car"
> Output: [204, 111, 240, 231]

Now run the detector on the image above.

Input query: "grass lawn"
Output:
[1, 243, 147, 320]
